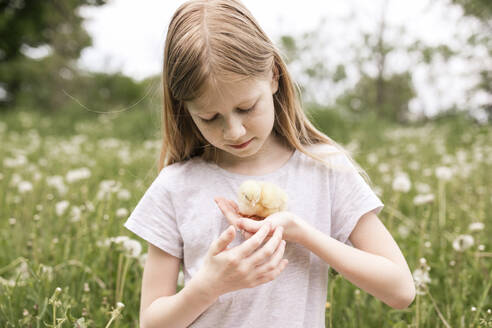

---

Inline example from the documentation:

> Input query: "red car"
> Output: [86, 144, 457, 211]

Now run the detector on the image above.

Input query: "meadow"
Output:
[0, 106, 490, 327]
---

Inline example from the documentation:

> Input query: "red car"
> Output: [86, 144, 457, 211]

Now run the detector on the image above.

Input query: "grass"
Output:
[0, 106, 490, 327]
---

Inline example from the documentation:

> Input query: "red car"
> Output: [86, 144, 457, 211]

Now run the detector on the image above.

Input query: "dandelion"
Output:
[105, 302, 125, 328]
[468, 222, 484, 232]
[435, 166, 453, 181]
[478, 245, 485, 251]
[378, 163, 390, 173]
[117, 189, 131, 200]
[55, 200, 70, 216]
[18, 180, 33, 193]
[413, 268, 431, 295]
[66, 167, 91, 183]
[392, 173, 411, 193]
[367, 153, 378, 164]
[452, 234, 474, 252]
[70, 206, 82, 222]
[413, 193, 435, 205]
[471, 306, 477, 312]
[116, 208, 129, 219]
[138, 253, 147, 268]
[3, 154, 27, 168]
[397, 225, 410, 238]
[424, 241, 431, 248]
[46, 175, 67, 195]
[8, 218, 16, 225]
[97, 180, 122, 200]
[415, 182, 431, 193]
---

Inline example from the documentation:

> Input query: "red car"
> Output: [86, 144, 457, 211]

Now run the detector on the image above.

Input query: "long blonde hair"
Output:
[159, 0, 372, 184]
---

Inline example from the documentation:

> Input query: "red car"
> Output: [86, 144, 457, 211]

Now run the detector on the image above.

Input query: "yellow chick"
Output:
[237, 180, 288, 219]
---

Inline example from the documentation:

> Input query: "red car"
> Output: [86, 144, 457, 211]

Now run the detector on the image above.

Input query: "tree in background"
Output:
[0, 0, 106, 111]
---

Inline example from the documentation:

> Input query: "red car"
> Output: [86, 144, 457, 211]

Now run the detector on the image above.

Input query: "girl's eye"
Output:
[200, 106, 254, 123]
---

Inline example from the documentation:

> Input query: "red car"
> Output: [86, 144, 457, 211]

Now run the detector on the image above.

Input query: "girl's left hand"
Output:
[214, 197, 304, 243]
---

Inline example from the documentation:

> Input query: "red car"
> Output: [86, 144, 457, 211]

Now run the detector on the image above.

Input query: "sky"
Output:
[75, 0, 489, 120]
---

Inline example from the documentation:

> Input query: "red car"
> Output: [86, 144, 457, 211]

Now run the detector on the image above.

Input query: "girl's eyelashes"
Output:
[200, 106, 255, 123]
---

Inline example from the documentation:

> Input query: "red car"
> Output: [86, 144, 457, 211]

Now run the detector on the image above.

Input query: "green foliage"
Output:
[0, 0, 106, 109]
[336, 72, 416, 123]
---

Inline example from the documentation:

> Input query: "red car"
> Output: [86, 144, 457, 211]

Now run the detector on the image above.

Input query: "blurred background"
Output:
[1, 1, 491, 327]
[0, 0, 490, 124]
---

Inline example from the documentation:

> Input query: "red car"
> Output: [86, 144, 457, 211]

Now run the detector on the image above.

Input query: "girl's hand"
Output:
[194, 223, 288, 299]
[214, 197, 305, 244]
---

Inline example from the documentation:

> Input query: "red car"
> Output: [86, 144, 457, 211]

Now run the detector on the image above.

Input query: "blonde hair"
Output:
[159, 0, 372, 184]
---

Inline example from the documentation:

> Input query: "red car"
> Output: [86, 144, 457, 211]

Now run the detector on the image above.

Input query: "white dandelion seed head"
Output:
[435, 166, 453, 181]
[452, 234, 474, 252]
[116, 208, 129, 219]
[468, 222, 484, 232]
[18, 180, 33, 194]
[413, 193, 435, 206]
[55, 200, 70, 216]
[66, 167, 91, 183]
[392, 173, 411, 193]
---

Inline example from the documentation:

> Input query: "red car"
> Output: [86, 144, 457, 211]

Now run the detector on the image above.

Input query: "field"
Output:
[0, 107, 490, 327]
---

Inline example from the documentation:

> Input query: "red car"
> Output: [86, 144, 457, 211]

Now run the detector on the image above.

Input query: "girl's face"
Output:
[185, 71, 279, 166]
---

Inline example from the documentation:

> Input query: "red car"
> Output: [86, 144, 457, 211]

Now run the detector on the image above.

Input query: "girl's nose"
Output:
[223, 116, 246, 142]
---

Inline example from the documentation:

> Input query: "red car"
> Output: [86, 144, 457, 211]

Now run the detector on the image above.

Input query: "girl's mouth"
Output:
[229, 138, 253, 149]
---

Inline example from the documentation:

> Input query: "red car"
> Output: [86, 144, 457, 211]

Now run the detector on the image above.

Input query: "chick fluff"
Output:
[237, 180, 288, 220]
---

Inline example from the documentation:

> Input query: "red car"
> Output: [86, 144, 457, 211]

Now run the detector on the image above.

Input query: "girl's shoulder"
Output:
[302, 143, 354, 172]
[157, 156, 207, 184]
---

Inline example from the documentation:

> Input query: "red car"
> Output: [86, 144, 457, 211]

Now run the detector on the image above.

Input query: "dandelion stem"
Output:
[424, 285, 451, 328]
[117, 256, 131, 303]
[115, 253, 123, 302]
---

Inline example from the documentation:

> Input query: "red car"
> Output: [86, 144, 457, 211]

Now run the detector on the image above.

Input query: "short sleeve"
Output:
[123, 170, 183, 258]
[329, 152, 384, 246]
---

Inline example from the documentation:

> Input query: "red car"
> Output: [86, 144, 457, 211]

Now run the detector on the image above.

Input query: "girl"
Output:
[123, 0, 415, 327]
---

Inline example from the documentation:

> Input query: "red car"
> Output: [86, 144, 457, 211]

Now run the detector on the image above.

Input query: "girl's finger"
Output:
[238, 218, 263, 232]
[233, 222, 271, 258]
[245, 226, 283, 266]
[255, 239, 286, 276]
[214, 197, 240, 227]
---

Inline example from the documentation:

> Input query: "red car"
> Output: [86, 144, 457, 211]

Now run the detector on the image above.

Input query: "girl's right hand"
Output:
[194, 223, 288, 299]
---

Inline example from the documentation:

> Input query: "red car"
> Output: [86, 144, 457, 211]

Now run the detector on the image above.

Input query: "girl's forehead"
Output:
[189, 77, 265, 112]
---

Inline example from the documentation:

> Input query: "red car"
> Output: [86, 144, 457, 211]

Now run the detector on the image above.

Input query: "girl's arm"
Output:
[296, 211, 416, 309]
[140, 243, 217, 328]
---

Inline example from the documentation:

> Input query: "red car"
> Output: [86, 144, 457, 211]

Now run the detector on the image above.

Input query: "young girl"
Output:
[124, 0, 415, 327]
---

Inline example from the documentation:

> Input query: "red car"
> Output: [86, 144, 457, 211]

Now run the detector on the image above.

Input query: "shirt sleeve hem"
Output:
[124, 219, 183, 259]
[337, 200, 384, 246]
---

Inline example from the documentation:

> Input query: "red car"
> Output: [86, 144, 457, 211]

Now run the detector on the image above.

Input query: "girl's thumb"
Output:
[211, 226, 236, 255]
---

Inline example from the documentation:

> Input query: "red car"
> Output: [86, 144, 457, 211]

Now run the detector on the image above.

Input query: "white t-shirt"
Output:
[124, 144, 384, 328]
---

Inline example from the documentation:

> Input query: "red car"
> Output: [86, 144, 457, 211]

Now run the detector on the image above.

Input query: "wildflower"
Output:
[3, 154, 27, 168]
[46, 175, 67, 195]
[138, 253, 147, 268]
[55, 200, 70, 216]
[471, 306, 477, 312]
[117, 189, 131, 200]
[452, 234, 474, 252]
[84, 282, 90, 293]
[367, 153, 378, 164]
[378, 163, 390, 173]
[397, 225, 410, 238]
[478, 245, 485, 251]
[392, 173, 411, 193]
[18, 181, 33, 193]
[100, 236, 142, 258]
[413, 269, 431, 295]
[468, 222, 484, 232]
[70, 206, 82, 222]
[424, 241, 431, 248]
[435, 166, 453, 181]
[412, 257, 431, 295]
[415, 182, 431, 193]
[116, 208, 129, 219]
[8, 218, 16, 225]
[97, 180, 122, 200]
[413, 193, 435, 205]
[66, 167, 91, 183]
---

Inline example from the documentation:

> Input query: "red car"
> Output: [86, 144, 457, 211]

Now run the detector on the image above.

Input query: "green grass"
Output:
[0, 106, 490, 327]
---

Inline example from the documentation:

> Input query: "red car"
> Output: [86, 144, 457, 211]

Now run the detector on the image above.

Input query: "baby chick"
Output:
[237, 180, 288, 220]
